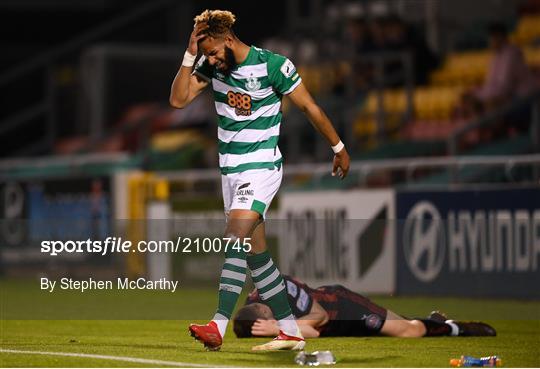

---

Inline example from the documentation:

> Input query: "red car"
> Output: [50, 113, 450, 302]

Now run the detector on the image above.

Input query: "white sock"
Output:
[445, 320, 459, 336]
[212, 313, 229, 338]
[278, 314, 302, 337]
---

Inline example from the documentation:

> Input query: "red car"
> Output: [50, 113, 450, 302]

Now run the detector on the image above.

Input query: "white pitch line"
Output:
[0, 348, 232, 368]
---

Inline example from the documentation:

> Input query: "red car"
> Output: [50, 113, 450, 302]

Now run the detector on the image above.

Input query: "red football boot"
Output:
[189, 321, 223, 351]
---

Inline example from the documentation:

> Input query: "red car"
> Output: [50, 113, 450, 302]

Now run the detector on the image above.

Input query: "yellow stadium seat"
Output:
[354, 118, 377, 136]
[525, 47, 540, 66]
[511, 15, 540, 45]
[430, 51, 490, 87]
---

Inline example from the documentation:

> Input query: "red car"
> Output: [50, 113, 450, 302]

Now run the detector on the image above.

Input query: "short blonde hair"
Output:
[194, 9, 236, 38]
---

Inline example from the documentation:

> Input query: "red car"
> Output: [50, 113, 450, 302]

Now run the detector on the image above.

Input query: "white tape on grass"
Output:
[0, 348, 232, 368]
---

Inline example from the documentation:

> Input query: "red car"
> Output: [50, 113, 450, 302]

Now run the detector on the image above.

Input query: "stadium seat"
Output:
[402, 119, 474, 142]
[431, 48, 539, 87]
[525, 47, 540, 67]
[430, 51, 490, 86]
[510, 14, 540, 45]
[150, 130, 206, 152]
[297, 64, 339, 95]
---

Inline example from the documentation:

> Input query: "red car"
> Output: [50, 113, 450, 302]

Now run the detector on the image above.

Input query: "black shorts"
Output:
[315, 285, 388, 337]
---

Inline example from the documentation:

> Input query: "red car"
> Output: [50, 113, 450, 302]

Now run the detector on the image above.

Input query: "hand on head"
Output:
[251, 318, 279, 337]
[188, 22, 209, 55]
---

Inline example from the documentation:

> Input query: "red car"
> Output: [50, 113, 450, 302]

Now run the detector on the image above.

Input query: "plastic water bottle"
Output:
[294, 351, 337, 366]
[450, 355, 502, 367]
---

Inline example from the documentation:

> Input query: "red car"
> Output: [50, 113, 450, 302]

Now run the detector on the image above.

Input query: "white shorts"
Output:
[221, 167, 283, 218]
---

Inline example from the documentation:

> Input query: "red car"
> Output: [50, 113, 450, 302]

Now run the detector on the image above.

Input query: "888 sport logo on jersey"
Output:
[227, 91, 252, 116]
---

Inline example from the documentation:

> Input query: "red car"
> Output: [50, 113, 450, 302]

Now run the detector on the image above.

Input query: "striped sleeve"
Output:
[244, 277, 313, 319]
[283, 277, 313, 318]
[267, 54, 302, 95]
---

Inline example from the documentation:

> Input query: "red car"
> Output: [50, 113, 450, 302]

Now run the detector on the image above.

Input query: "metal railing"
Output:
[155, 154, 540, 187]
[0, 152, 129, 172]
[2, 150, 538, 192]
[448, 89, 540, 156]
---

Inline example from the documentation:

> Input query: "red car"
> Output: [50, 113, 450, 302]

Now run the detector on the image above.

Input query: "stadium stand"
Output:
[1, 0, 539, 186]
[350, 9, 540, 164]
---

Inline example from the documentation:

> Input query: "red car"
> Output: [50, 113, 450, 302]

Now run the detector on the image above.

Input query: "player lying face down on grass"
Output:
[169, 10, 350, 351]
[233, 276, 496, 338]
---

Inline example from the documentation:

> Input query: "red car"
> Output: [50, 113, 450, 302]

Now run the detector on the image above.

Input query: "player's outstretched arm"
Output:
[288, 83, 350, 178]
[169, 23, 209, 109]
[295, 300, 327, 338]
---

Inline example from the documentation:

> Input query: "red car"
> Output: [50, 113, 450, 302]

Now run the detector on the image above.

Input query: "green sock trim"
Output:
[263, 279, 292, 320]
[247, 252, 294, 322]
[216, 257, 246, 320]
[222, 263, 247, 274]
[220, 277, 245, 287]
[216, 310, 231, 319]
[258, 276, 283, 295]
[225, 248, 247, 259]
[251, 264, 278, 284]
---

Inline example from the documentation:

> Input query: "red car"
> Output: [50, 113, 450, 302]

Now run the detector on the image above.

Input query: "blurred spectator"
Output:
[338, 16, 377, 95]
[379, 16, 408, 87]
[342, 15, 438, 90]
[473, 23, 536, 106]
[456, 23, 537, 120]
[379, 15, 439, 86]
[345, 17, 377, 54]
[381, 15, 408, 50]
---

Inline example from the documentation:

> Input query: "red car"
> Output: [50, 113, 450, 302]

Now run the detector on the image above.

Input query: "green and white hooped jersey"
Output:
[194, 46, 302, 175]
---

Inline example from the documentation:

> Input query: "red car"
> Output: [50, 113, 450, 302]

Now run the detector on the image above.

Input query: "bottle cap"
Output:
[450, 358, 461, 367]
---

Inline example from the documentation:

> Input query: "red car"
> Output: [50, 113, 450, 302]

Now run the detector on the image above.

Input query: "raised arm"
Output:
[169, 23, 209, 109]
[287, 82, 350, 178]
[169, 73, 208, 109]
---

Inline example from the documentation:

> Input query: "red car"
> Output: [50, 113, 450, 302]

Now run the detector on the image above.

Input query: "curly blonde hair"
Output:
[194, 9, 236, 38]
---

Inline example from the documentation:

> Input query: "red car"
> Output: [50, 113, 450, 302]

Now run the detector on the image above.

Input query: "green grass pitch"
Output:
[1, 283, 539, 367]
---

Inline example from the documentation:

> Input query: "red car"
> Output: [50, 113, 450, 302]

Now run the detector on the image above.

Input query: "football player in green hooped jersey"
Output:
[170, 9, 350, 352]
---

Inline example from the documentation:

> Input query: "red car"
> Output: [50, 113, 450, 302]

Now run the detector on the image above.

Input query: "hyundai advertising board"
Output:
[396, 187, 540, 298]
